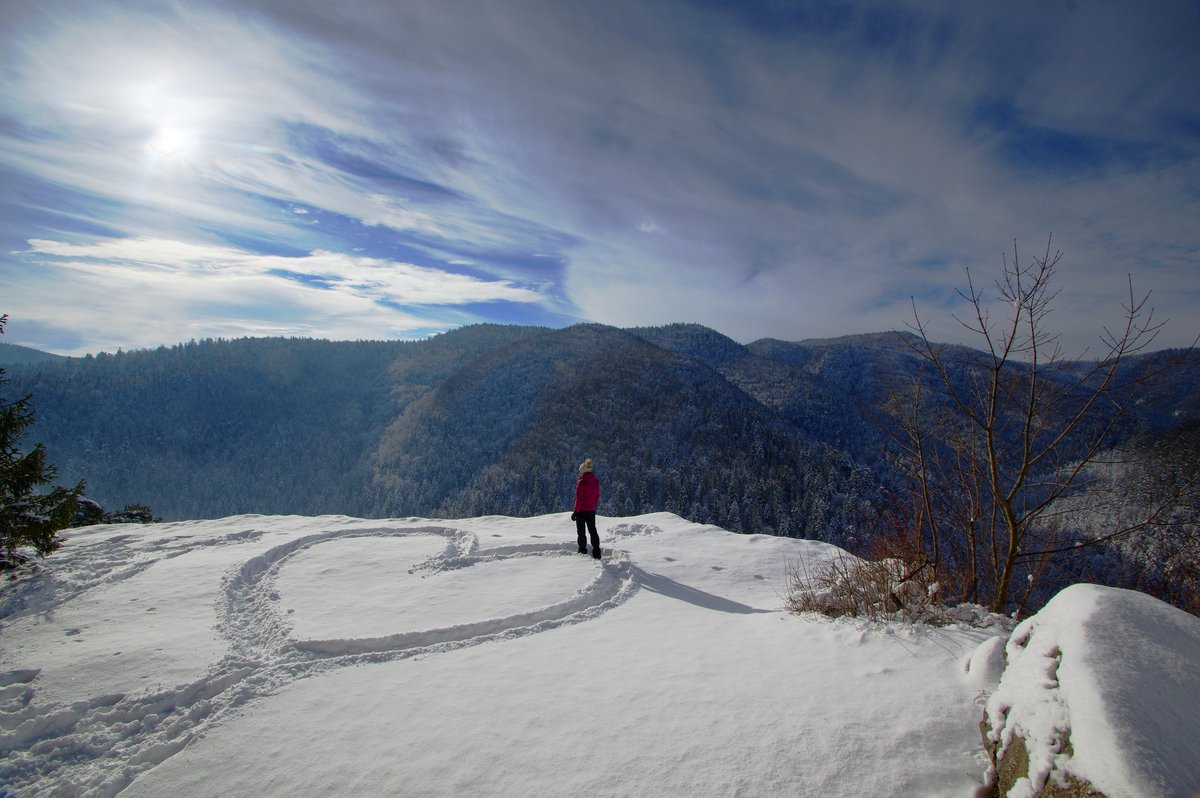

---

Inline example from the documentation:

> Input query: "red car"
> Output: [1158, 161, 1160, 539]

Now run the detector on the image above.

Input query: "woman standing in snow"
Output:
[572, 458, 601, 559]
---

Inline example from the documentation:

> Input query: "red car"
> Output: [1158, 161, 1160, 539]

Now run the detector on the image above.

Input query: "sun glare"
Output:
[148, 125, 193, 158]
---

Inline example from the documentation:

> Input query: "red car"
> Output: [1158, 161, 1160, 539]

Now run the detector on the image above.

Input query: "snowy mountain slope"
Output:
[1, 513, 1007, 797]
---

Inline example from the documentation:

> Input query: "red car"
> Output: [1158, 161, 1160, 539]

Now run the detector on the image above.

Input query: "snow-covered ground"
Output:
[1, 511, 1166, 798]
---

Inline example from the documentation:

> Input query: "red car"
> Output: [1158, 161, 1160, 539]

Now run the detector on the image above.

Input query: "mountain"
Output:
[7, 337, 413, 519]
[0, 342, 65, 366]
[4, 324, 1197, 547]
[371, 324, 874, 539]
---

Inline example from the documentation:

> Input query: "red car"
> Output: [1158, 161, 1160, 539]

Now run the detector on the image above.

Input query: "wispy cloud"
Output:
[24, 237, 543, 305]
[7, 236, 544, 354]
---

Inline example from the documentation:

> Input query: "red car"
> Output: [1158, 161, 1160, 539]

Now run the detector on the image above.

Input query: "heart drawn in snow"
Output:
[222, 527, 633, 663]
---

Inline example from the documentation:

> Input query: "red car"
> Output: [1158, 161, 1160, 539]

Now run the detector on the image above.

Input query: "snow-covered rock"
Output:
[984, 583, 1200, 798]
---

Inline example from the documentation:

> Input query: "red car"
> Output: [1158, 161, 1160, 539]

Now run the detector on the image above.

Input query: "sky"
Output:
[1, 0, 1198, 357]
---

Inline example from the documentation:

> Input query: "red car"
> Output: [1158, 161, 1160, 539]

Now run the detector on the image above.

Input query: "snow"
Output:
[985, 583, 1200, 798]
[3, 511, 1177, 797]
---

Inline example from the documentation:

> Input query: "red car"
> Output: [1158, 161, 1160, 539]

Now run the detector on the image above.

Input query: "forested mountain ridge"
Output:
[6, 324, 1198, 549]
[8, 337, 412, 518]
[371, 324, 876, 539]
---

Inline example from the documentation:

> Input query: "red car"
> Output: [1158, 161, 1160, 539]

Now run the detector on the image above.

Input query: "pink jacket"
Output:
[574, 472, 600, 512]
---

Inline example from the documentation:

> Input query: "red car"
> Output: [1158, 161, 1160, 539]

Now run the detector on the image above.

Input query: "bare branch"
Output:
[898, 236, 1195, 614]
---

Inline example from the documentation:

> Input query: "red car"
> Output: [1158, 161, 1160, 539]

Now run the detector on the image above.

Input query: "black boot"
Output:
[592, 547, 602, 560]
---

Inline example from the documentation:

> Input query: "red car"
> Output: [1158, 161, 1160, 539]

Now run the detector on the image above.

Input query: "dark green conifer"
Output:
[1, 314, 83, 569]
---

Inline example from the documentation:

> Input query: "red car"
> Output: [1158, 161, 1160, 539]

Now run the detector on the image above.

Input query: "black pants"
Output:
[575, 511, 600, 556]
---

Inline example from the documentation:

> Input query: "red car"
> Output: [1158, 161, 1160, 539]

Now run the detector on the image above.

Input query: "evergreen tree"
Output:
[1, 314, 83, 569]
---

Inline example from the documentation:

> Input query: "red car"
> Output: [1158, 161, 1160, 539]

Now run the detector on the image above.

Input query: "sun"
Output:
[147, 125, 194, 159]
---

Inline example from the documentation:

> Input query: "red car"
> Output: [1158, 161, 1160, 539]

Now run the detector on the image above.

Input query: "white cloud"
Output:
[9, 237, 544, 354]
[25, 237, 542, 306]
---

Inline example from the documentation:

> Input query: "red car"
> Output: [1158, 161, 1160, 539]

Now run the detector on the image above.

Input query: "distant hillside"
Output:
[5, 324, 1197, 549]
[0, 342, 65, 366]
[372, 324, 875, 538]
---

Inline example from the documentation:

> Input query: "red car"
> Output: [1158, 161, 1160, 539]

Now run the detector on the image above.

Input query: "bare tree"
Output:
[900, 237, 1195, 614]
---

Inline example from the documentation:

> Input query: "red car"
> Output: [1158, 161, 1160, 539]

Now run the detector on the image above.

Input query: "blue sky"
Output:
[1, 0, 1198, 356]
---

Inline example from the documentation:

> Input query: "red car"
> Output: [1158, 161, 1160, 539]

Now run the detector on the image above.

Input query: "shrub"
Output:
[784, 553, 942, 623]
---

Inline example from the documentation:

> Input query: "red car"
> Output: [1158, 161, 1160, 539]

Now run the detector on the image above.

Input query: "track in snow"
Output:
[0, 522, 645, 797]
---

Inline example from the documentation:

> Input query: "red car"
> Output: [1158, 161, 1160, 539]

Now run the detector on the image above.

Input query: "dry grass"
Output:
[784, 553, 943, 624]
